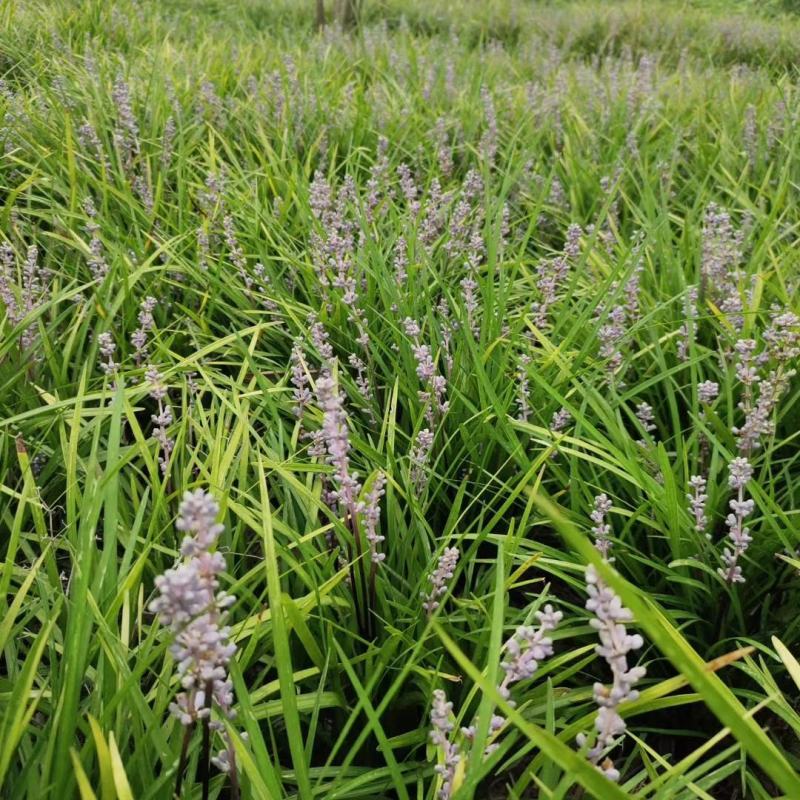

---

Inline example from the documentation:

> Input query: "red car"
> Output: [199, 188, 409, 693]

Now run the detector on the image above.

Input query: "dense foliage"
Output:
[2, 1, 800, 798]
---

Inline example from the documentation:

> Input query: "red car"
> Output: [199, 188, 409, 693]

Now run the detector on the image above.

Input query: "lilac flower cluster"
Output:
[251, 263, 278, 311]
[545, 406, 573, 459]
[317, 373, 361, 514]
[365, 136, 392, 223]
[531, 224, 581, 329]
[420, 179, 450, 252]
[445, 170, 484, 269]
[199, 170, 226, 219]
[393, 236, 408, 288]
[590, 175, 619, 251]
[112, 74, 140, 168]
[149, 489, 239, 777]
[434, 117, 454, 178]
[551, 407, 572, 433]
[471, 605, 562, 753]
[437, 600, 563, 773]
[766, 99, 786, 155]
[686, 380, 718, 532]
[501, 608, 563, 695]
[397, 162, 421, 217]
[635, 401, 656, 444]
[743, 104, 758, 168]
[77, 119, 110, 170]
[590, 494, 613, 559]
[716, 313, 797, 583]
[403, 318, 449, 424]
[197, 79, 226, 127]
[624, 248, 645, 323]
[460, 267, 480, 340]
[348, 352, 375, 420]
[700, 203, 747, 330]
[290, 340, 312, 418]
[578, 564, 646, 781]
[445, 199, 474, 262]
[83, 198, 109, 281]
[698, 380, 719, 404]
[133, 174, 154, 215]
[578, 497, 646, 781]
[308, 312, 334, 364]
[597, 304, 627, 374]
[547, 175, 568, 214]
[687, 475, 709, 534]
[719, 457, 754, 583]
[595, 243, 646, 381]
[735, 382, 774, 457]
[410, 428, 435, 494]
[515, 353, 531, 422]
[422, 546, 459, 614]
[308, 170, 370, 347]
[429, 690, 461, 800]
[0, 80, 27, 156]
[146, 366, 174, 475]
[763, 309, 800, 363]
[677, 285, 698, 361]
[0, 243, 47, 352]
[131, 296, 157, 364]
[363, 472, 386, 564]
[436, 297, 457, 375]
[97, 332, 118, 377]
[733, 334, 796, 458]
[447, 177, 486, 340]
[316, 372, 387, 569]
[223, 214, 247, 278]
[160, 116, 176, 170]
[197, 226, 210, 271]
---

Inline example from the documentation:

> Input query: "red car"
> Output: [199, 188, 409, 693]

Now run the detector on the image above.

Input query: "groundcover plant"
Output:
[2, 0, 800, 797]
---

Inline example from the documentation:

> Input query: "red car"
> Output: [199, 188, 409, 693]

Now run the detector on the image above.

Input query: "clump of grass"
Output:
[2, 0, 800, 798]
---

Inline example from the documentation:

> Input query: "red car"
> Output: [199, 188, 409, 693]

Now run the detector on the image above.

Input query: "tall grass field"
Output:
[2, 0, 800, 797]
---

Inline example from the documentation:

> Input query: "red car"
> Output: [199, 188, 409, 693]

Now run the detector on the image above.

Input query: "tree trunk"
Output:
[339, 0, 359, 29]
[315, 0, 325, 29]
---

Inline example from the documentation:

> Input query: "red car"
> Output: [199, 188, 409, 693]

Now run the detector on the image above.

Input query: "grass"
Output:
[2, 0, 800, 798]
